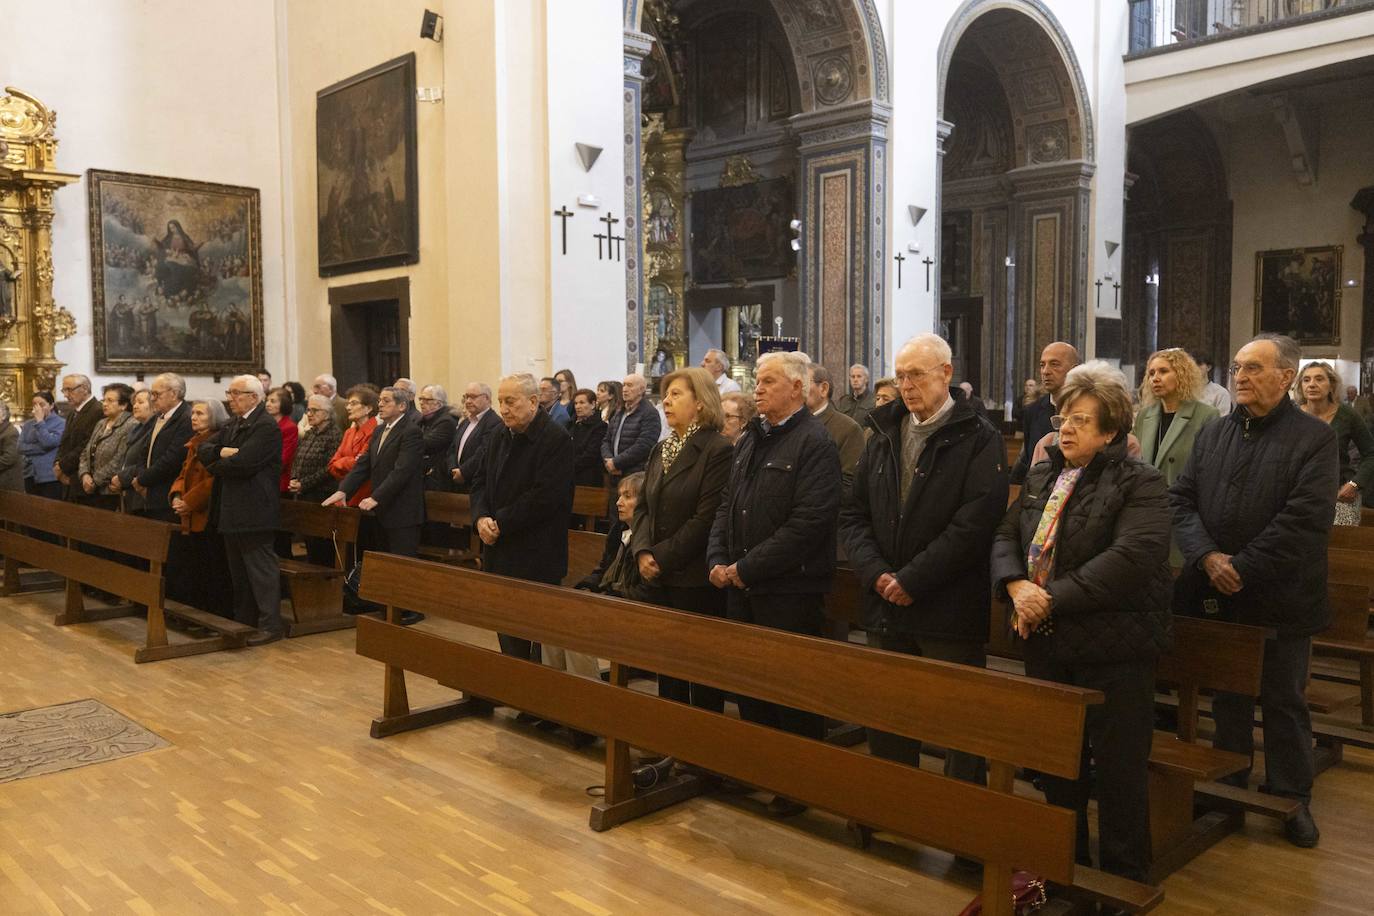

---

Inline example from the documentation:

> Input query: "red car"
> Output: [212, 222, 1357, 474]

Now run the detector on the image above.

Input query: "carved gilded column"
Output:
[641, 115, 691, 378]
[0, 87, 79, 410]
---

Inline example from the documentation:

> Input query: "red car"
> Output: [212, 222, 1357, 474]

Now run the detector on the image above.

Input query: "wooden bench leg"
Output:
[981, 761, 1016, 916]
[589, 662, 709, 832]
[1147, 770, 1240, 882]
[1361, 659, 1373, 727]
[283, 577, 356, 638]
[369, 608, 490, 738]
[2, 555, 18, 595]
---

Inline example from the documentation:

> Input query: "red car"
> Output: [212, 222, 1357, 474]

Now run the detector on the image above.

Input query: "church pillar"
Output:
[1353, 187, 1374, 393]
[933, 118, 954, 332]
[623, 29, 653, 371]
[794, 100, 891, 378]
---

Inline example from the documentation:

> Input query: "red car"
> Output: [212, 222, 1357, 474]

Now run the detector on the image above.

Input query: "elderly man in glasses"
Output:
[1171, 333, 1339, 849]
[199, 375, 285, 646]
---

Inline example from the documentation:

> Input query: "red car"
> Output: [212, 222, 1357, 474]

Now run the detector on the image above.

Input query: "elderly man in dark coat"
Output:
[54, 373, 102, 499]
[840, 333, 1008, 790]
[707, 349, 840, 816]
[470, 372, 574, 661]
[326, 386, 426, 559]
[416, 384, 458, 491]
[199, 374, 284, 646]
[1171, 333, 1338, 849]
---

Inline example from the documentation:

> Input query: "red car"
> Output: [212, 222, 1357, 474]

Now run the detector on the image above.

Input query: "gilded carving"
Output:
[0, 86, 80, 411]
[641, 120, 692, 378]
[719, 155, 761, 188]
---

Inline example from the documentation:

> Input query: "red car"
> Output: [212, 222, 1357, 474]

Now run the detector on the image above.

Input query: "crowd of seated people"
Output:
[8, 332, 1371, 875]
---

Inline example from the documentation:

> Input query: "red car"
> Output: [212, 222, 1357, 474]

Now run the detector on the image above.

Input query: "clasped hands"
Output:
[708, 563, 744, 589]
[874, 572, 913, 607]
[476, 516, 501, 545]
[1202, 551, 1243, 596]
[1006, 579, 1052, 638]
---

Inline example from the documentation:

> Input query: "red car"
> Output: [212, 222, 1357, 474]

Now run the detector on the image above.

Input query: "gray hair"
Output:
[307, 394, 334, 412]
[1057, 360, 1134, 437]
[422, 384, 447, 405]
[809, 362, 833, 393]
[231, 374, 264, 400]
[62, 373, 92, 392]
[469, 381, 493, 399]
[1250, 333, 1302, 372]
[756, 350, 812, 399]
[380, 385, 412, 409]
[393, 378, 417, 395]
[153, 372, 186, 399]
[195, 398, 230, 431]
[499, 372, 539, 398]
[849, 363, 870, 379]
[898, 333, 953, 366]
[706, 348, 730, 373]
[313, 373, 338, 393]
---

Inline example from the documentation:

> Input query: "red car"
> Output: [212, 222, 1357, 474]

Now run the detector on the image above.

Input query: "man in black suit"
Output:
[200, 375, 284, 646]
[1010, 341, 1078, 484]
[448, 382, 501, 493]
[470, 372, 574, 660]
[123, 372, 194, 522]
[53, 374, 102, 499]
[326, 386, 426, 558]
[416, 384, 458, 491]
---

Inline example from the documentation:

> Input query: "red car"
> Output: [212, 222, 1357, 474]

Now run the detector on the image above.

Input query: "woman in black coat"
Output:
[630, 366, 733, 712]
[990, 361, 1173, 884]
[570, 388, 608, 487]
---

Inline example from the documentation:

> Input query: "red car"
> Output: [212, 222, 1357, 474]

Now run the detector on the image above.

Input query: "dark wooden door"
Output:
[940, 296, 984, 397]
[328, 278, 411, 391]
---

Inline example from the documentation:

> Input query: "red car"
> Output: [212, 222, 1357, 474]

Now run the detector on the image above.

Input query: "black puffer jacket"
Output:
[991, 436, 1173, 666]
[1170, 396, 1337, 637]
[839, 397, 1008, 641]
[707, 408, 840, 594]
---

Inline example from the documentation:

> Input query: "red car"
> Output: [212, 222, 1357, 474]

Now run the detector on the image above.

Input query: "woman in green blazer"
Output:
[1132, 348, 1220, 564]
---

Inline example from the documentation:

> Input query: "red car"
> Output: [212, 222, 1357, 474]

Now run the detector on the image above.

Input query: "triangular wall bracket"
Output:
[575, 143, 603, 172]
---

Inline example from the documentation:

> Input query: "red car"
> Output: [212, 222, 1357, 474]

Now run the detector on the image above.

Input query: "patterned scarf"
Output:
[660, 423, 700, 473]
[1026, 466, 1083, 589]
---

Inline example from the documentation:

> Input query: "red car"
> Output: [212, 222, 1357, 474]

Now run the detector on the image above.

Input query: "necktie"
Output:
[377, 421, 394, 452]
[147, 410, 171, 462]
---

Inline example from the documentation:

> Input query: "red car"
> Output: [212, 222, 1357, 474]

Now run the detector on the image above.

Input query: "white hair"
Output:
[849, 363, 870, 379]
[313, 373, 338, 393]
[307, 394, 333, 411]
[232, 374, 264, 400]
[499, 372, 539, 398]
[422, 384, 447, 405]
[467, 381, 492, 399]
[153, 372, 186, 399]
[898, 333, 953, 366]
[706, 348, 730, 373]
[756, 350, 812, 399]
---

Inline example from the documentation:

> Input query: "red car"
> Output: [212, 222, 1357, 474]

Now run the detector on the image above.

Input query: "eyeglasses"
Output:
[417, 397, 439, 405]
[60, 386, 83, 394]
[306, 407, 329, 415]
[1050, 413, 1096, 431]
[225, 389, 253, 397]
[894, 364, 945, 385]
[1228, 362, 1272, 378]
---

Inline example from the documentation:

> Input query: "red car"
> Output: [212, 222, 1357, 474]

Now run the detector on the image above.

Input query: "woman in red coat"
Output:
[326, 385, 378, 506]
[265, 386, 299, 494]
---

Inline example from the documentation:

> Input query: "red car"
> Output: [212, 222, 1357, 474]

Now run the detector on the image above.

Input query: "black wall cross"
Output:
[894, 252, 905, 289]
[553, 206, 574, 255]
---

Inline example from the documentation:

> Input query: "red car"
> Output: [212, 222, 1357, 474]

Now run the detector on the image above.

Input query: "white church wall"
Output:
[1220, 95, 1371, 366]
[5, 0, 285, 402]
[545, 0, 625, 389]
[280, 0, 448, 389]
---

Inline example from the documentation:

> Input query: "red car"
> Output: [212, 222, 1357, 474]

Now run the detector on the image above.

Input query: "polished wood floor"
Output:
[1, 590, 1371, 915]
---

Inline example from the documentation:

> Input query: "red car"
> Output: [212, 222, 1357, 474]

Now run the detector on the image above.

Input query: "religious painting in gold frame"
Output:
[1253, 245, 1341, 346]
[87, 169, 264, 374]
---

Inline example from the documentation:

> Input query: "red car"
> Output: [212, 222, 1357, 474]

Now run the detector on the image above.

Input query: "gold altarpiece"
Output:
[0, 87, 80, 413]
[641, 114, 690, 381]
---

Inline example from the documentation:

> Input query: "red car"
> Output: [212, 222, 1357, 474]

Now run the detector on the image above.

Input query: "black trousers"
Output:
[867, 633, 987, 787]
[497, 570, 557, 662]
[726, 590, 826, 740]
[1023, 642, 1155, 884]
[657, 584, 727, 714]
[27, 479, 63, 500]
[375, 524, 421, 559]
[1213, 634, 1315, 803]
[169, 529, 232, 618]
[222, 530, 283, 635]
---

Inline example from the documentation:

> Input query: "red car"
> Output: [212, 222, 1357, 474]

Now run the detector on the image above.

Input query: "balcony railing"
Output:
[1127, 0, 1374, 55]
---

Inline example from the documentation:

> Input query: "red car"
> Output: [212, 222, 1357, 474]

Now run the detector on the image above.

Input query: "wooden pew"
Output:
[1362, 507, 1374, 527]
[417, 491, 479, 566]
[1149, 616, 1293, 880]
[0, 491, 252, 662]
[354, 554, 1160, 915]
[572, 484, 609, 530]
[563, 529, 606, 588]
[1313, 582, 1374, 726]
[277, 500, 362, 637]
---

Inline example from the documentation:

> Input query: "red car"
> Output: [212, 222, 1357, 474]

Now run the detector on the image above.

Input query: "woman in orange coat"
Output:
[326, 385, 378, 506]
[167, 399, 232, 617]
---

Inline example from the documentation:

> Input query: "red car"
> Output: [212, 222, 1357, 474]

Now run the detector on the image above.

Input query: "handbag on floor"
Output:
[957, 870, 1047, 916]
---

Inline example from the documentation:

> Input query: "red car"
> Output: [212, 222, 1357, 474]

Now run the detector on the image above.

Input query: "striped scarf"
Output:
[660, 423, 700, 473]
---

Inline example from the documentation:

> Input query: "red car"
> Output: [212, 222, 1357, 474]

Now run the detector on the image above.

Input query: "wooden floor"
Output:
[2, 592, 1372, 915]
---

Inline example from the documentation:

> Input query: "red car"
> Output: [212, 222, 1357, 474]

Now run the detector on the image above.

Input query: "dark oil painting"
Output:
[1254, 246, 1342, 346]
[87, 169, 263, 374]
[316, 53, 418, 277]
[690, 178, 795, 285]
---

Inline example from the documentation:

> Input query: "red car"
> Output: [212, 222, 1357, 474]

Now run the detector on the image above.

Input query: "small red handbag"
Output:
[956, 870, 1048, 916]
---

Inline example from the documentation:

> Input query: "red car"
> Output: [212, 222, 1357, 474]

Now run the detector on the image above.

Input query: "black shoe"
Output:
[766, 795, 807, 818]
[246, 629, 284, 647]
[513, 711, 543, 726]
[1284, 804, 1320, 848]
[632, 756, 675, 789]
[398, 611, 425, 626]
